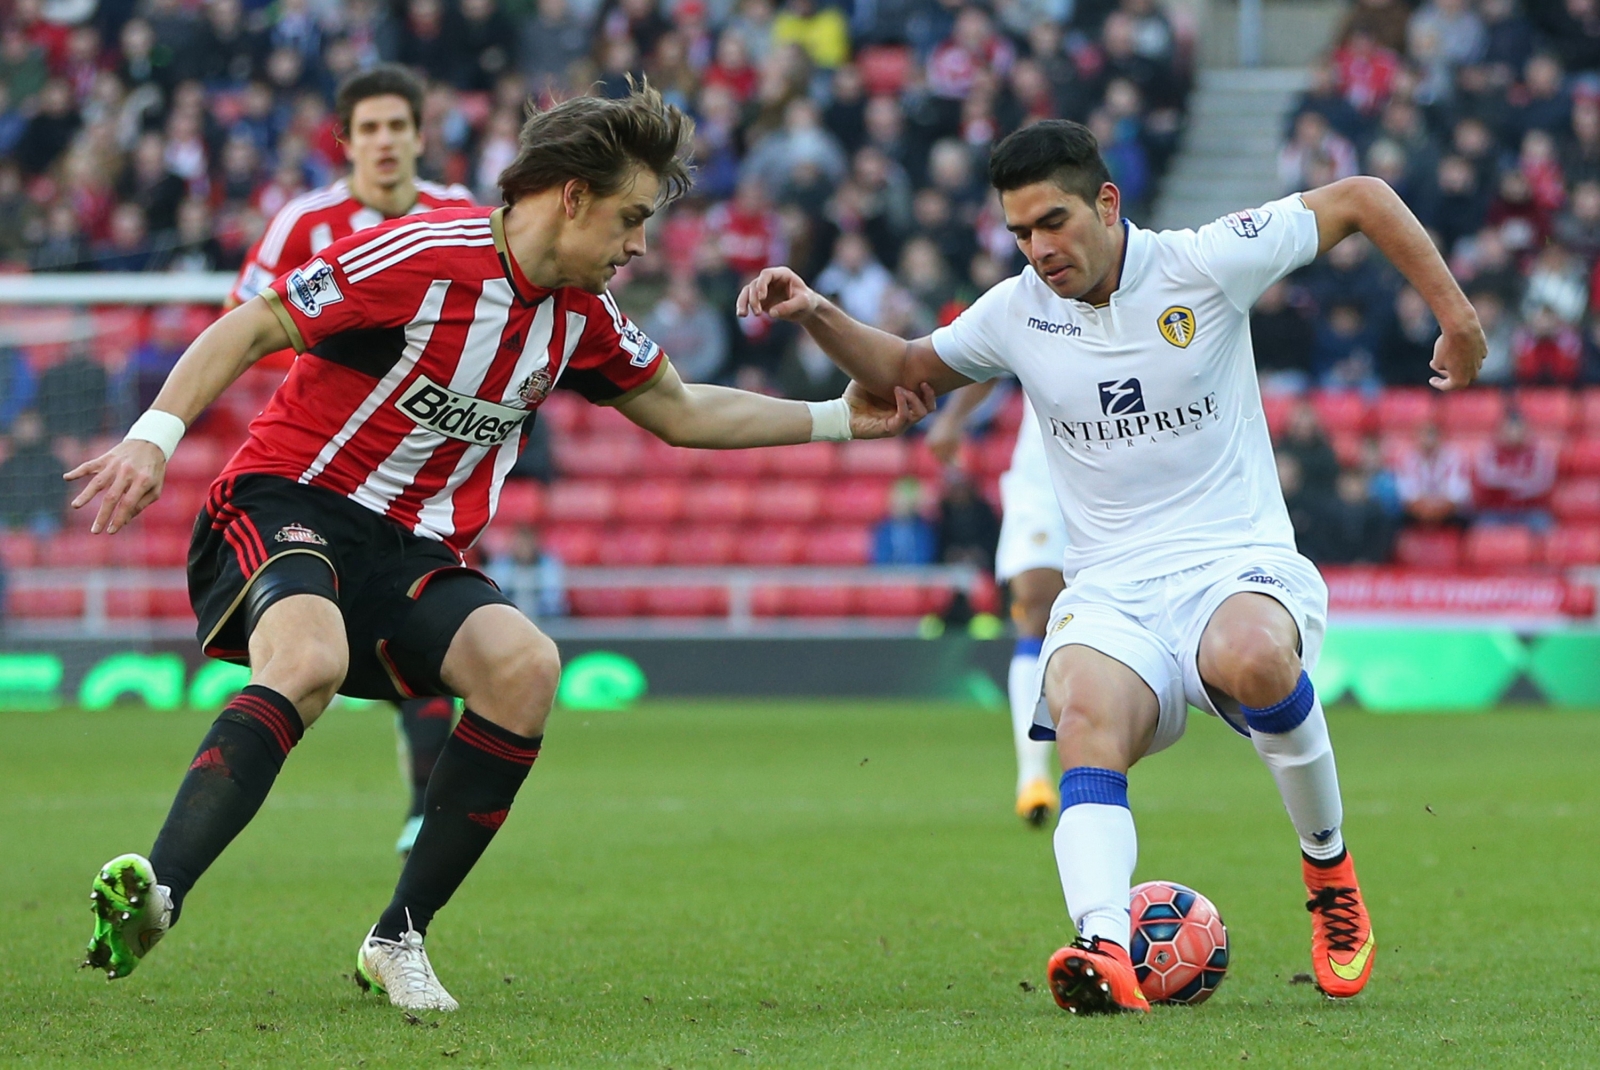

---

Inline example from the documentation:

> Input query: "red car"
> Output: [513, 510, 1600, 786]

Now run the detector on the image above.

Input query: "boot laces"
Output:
[1306, 886, 1363, 953]
[371, 911, 442, 994]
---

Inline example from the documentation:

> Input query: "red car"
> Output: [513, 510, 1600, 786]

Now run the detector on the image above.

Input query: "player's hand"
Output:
[1429, 322, 1487, 391]
[736, 266, 820, 322]
[924, 406, 964, 464]
[845, 381, 937, 440]
[64, 439, 167, 534]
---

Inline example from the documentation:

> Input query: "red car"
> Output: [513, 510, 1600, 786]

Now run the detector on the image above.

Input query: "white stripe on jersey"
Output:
[480, 309, 589, 539]
[351, 278, 515, 522]
[415, 179, 474, 202]
[299, 279, 451, 485]
[417, 298, 557, 539]
[258, 182, 350, 270]
[346, 232, 497, 284]
[338, 217, 491, 274]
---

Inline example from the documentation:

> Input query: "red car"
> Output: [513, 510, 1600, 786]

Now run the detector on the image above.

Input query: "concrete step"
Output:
[1196, 67, 1313, 93]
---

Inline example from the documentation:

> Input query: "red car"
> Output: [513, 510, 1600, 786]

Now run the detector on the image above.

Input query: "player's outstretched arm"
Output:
[616, 362, 937, 448]
[64, 297, 292, 535]
[924, 380, 999, 464]
[736, 266, 973, 399]
[1300, 176, 1486, 391]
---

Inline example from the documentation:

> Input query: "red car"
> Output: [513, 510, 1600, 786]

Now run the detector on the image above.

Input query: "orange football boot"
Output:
[1046, 937, 1151, 1015]
[1303, 852, 1376, 998]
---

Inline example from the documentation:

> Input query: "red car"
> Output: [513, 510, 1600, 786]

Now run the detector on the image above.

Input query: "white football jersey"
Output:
[931, 194, 1320, 582]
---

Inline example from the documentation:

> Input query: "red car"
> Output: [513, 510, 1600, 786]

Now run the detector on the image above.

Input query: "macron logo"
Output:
[1028, 316, 1081, 336]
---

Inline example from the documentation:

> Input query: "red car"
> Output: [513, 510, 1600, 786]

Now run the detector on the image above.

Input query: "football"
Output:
[1128, 880, 1229, 1005]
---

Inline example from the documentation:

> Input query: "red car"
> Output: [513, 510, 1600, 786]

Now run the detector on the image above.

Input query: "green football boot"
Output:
[82, 854, 173, 980]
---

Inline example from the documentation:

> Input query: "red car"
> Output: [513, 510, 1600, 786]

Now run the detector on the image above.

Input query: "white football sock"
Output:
[1054, 780, 1136, 948]
[1249, 687, 1345, 862]
[1008, 646, 1053, 791]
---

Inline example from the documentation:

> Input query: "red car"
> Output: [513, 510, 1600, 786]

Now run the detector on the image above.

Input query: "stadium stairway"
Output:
[1152, 66, 1311, 233]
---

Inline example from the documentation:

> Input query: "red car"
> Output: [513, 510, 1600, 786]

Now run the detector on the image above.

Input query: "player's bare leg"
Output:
[87, 593, 346, 978]
[1009, 568, 1065, 826]
[1041, 646, 1157, 1014]
[1197, 593, 1373, 997]
[358, 605, 559, 1011]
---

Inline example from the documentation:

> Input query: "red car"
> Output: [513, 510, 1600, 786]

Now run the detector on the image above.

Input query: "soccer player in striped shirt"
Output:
[229, 64, 473, 861]
[69, 82, 937, 1012]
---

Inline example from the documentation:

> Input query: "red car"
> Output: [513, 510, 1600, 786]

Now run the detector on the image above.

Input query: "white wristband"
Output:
[125, 410, 186, 461]
[806, 397, 853, 442]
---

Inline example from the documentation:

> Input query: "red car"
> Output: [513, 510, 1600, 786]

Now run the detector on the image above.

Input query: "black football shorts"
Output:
[187, 473, 515, 701]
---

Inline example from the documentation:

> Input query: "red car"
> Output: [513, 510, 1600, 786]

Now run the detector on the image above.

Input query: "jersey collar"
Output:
[491, 206, 552, 306]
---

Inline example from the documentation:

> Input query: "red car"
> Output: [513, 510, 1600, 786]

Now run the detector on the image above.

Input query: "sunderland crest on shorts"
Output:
[1157, 306, 1196, 349]
[516, 367, 554, 406]
[275, 523, 328, 545]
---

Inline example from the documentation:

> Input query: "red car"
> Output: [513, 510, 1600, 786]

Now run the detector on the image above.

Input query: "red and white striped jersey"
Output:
[225, 206, 669, 552]
[231, 177, 474, 305]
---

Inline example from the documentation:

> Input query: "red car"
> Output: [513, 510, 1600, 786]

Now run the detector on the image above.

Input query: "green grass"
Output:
[3, 701, 1599, 1068]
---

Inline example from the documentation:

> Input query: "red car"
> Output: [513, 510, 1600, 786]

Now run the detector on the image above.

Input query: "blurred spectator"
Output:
[815, 232, 895, 327]
[1508, 54, 1571, 145]
[1314, 301, 1382, 391]
[36, 349, 108, 442]
[873, 477, 937, 565]
[705, 177, 787, 280]
[936, 470, 999, 569]
[97, 204, 155, 273]
[1252, 280, 1316, 392]
[1469, 289, 1517, 383]
[130, 308, 193, 412]
[1407, 0, 1485, 104]
[1293, 62, 1366, 143]
[1331, 29, 1401, 117]
[1396, 422, 1473, 525]
[642, 275, 730, 383]
[742, 96, 848, 192]
[1306, 469, 1398, 564]
[774, 330, 852, 401]
[1301, 234, 1394, 325]
[521, 0, 594, 93]
[164, 198, 227, 272]
[487, 526, 568, 620]
[928, 5, 1014, 100]
[119, 134, 188, 237]
[772, 0, 850, 70]
[14, 78, 78, 176]
[1416, 155, 1489, 254]
[1278, 399, 1341, 498]
[1358, 434, 1404, 518]
[1338, 0, 1411, 54]
[1279, 111, 1358, 193]
[1472, 410, 1559, 529]
[1521, 244, 1588, 324]
[0, 411, 65, 535]
[1379, 287, 1439, 386]
[1555, 178, 1600, 260]
[1512, 303, 1585, 383]
[1480, 0, 1536, 84]
[454, 0, 518, 92]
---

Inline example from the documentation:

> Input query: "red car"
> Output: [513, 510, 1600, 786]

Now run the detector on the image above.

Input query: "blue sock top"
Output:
[1059, 766, 1129, 810]
[1014, 635, 1044, 657]
[1241, 670, 1315, 734]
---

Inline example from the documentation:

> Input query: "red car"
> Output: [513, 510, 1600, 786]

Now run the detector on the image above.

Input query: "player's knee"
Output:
[1222, 625, 1300, 707]
[476, 631, 560, 736]
[253, 634, 347, 713]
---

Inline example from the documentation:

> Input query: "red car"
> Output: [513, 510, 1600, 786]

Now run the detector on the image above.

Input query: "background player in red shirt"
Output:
[230, 64, 473, 861]
[68, 82, 935, 1014]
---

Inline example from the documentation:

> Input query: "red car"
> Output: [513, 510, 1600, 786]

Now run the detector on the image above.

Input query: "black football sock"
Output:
[374, 709, 540, 940]
[398, 697, 456, 818]
[149, 685, 304, 922]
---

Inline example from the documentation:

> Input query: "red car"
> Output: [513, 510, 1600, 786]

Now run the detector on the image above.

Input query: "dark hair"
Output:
[987, 120, 1112, 205]
[499, 78, 695, 207]
[335, 64, 426, 136]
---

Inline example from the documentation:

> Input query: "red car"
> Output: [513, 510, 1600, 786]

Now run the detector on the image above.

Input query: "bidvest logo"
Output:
[396, 376, 528, 445]
[1027, 316, 1082, 336]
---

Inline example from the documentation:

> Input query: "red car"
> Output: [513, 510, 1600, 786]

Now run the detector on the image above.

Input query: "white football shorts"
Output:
[1030, 546, 1328, 754]
[995, 399, 1068, 583]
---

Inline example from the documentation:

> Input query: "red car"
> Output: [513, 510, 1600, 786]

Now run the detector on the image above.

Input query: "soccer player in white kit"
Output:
[738, 120, 1485, 1013]
[928, 388, 1066, 825]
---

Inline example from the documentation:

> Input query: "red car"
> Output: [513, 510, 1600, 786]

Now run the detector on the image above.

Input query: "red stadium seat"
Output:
[641, 439, 698, 477]
[774, 585, 855, 616]
[665, 525, 739, 565]
[165, 438, 227, 483]
[768, 442, 838, 478]
[39, 532, 112, 568]
[0, 532, 36, 568]
[748, 481, 822, 524]
[854, 584, 930, 617]
[681, 480, 752, 524]
[1310, 391, 1370, 436]
[975, 434, 1015, 477]
[6, 586, 85, 618]
[1581, 387, 1600, 434]
[1394, 527, 1462, 570]
[535, 392, 584, 434]
[1441, 389, 1506, 437]
[1561, 437, 1600, 477]
[1553, 478, 1600, 522]
[1515, 387, 1577, 434]
[838, 438, 910, 477]
[803, 525, 872, 564]
[1261, 392, 1296, 438]
[641, 586, 729, 617]
[541, 524, 601, 565]
[1330, 432, 1363, 469]
[820, 478, 891, 523]
[1461, 524, 1537, 571]
[1545, 525, 1600, 566]
[555, 435, 636, 478]
[596, 528, 667, 565]
[543, 481, 616, 524]
[693, 448, 768, 478]
[585, 404, 648, 441]
[495, 479, 544, 525]
[909, 440, 946, 478]
[734, 524, 805, 564]
[567, 588, 642, 617]
[106, 587, 194, 619]
[140, 480, 208, 532]
[1375, 388, 1437, 434]
[106, 531, 189, 568]
[626, 480, 686, 524]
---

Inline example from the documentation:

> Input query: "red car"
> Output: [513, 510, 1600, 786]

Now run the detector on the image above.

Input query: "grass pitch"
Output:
[3, 700, 1598, 1068]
